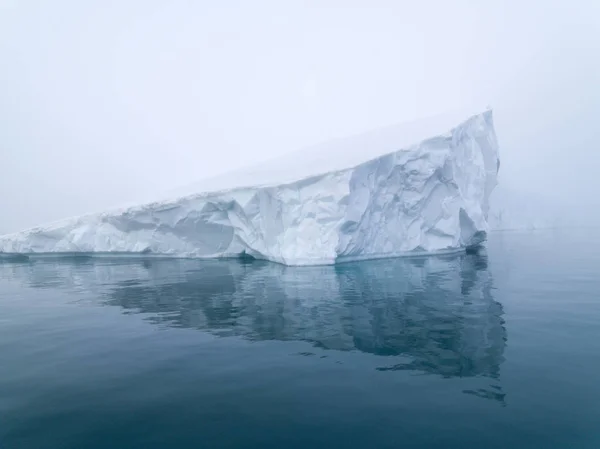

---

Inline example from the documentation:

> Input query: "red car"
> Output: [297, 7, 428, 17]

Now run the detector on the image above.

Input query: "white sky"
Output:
[1, 0, 599, 233]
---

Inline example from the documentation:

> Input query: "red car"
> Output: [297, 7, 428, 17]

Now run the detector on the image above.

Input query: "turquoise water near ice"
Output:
[1, 230, 599, 448]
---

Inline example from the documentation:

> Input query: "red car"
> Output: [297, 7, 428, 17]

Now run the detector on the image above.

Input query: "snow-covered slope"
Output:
[164, 108, 495, 197]
[0, 110, 500, 266]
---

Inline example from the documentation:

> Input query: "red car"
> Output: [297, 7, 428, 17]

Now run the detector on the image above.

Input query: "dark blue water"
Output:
[1, 230, 599, 449]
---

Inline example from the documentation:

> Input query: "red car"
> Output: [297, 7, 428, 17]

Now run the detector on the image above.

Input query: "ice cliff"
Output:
[0, 110, 500, 266]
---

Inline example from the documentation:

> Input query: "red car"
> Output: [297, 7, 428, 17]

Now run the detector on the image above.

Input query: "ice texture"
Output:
[0, 110, 500, 266]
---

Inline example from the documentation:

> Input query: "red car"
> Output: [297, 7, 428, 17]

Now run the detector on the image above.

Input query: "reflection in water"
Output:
[0, 250, 506, 403]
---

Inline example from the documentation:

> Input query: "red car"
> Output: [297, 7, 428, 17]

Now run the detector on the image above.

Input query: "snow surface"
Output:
[0, 110, 500, 265]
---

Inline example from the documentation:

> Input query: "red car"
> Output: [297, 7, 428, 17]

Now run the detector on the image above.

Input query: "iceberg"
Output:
[0, 110, 500, 266]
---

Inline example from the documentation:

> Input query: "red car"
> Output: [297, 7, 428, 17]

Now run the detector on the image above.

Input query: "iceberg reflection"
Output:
[1, 250, 506, 402]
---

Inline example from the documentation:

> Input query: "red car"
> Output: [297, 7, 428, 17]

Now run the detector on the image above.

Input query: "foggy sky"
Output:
[1, 0, 599, 234]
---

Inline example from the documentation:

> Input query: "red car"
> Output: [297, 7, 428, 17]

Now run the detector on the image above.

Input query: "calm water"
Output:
[1, 231, 599, 449]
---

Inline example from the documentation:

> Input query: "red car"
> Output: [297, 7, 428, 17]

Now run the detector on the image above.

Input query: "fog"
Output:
[1, 0, 599, 234]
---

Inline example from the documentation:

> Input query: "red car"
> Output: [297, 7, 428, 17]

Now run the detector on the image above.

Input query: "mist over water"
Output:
[1, 2, 599, 233]
[1, 3, 599, 447]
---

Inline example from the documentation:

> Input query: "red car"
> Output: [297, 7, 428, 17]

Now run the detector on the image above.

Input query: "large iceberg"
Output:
[0, 110, 500, 266]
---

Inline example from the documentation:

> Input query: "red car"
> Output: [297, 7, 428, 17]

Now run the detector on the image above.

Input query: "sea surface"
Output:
[1, 230, 599, 449]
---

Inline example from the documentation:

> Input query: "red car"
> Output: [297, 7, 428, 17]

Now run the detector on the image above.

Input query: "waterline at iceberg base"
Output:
[0, 111, 499, 266]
